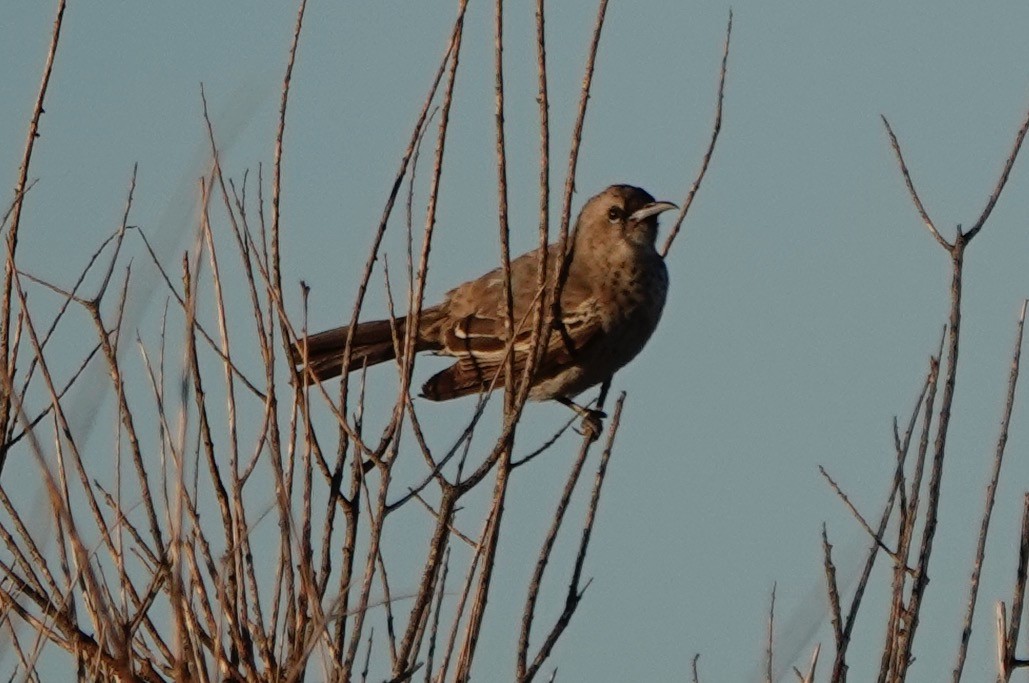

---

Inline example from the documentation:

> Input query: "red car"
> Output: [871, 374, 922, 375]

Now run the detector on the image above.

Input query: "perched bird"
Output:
[295, 184, 676, 429]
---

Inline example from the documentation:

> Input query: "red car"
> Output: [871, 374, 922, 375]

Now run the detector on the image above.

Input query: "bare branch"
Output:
[661, 10, 732, 257]
[0, 0, 69, 465]
[523, 394, 625, 682]
[766, 582, 776, 683]
[822, 525, 842, 649]
[881, 115, 951, 250]
[965, 102, 1029, 241]
[819, 465, 901, 563]
[953, 300, 1028, 682]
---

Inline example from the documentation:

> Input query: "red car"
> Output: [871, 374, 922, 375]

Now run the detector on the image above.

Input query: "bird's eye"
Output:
[606, 206, 623, 222]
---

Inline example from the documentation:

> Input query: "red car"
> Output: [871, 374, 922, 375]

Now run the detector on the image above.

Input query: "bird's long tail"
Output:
[294, 308, 443, 383]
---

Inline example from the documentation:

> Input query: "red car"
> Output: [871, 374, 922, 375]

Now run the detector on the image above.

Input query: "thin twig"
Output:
[1, 0, 68, 467]
[661, 10, 732, 257]
[523, 394, 625, 681]
[517, 417, 596, 678]
[819, 466, 901, 563]
[965, 103, 1029, 241]
[953, 300, 1028, 682]
[1005, 493, 1029, 676]
[822, 525, 842, 649]
[766, 582, 776, 683]
[881, 116, 950, 250]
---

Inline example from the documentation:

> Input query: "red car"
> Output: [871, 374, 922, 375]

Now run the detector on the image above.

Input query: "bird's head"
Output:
[575, 185, 678, 249]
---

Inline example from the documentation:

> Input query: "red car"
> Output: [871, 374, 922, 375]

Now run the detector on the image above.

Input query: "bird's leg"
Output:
[595, 377, 612, 413]
[555, 394, 607, 440]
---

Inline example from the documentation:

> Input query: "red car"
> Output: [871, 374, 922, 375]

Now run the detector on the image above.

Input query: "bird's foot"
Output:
[556, 396, 607, 441]
[575, 408, 607, 441]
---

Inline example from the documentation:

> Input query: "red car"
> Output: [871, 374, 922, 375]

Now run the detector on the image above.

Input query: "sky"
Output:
[4, 1, 1029, 681]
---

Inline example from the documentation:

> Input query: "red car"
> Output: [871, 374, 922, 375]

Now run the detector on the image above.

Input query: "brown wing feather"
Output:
[420, 308, 602, 401]
[434, 240, 595, 351]
[441, 244, 591, 329]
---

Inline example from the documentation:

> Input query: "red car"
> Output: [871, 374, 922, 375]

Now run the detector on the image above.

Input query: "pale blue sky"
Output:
[4, 2, 1029, 681]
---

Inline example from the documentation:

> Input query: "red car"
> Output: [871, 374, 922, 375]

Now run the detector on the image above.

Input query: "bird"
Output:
[294, 184, 677, 432]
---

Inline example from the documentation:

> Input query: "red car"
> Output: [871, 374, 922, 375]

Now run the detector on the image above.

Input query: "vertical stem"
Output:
[896, 238, 965, 678]
[453, 448, 512, 681]
[493, 0, 514, 410]
[953, 300, 1028, 682]
[0, 0, 67, 469]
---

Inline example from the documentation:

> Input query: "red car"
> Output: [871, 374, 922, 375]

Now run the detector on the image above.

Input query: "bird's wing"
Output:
[421, 240, 603, 400]
[437, 242, 594, 357]
[422, 297, 603, 401]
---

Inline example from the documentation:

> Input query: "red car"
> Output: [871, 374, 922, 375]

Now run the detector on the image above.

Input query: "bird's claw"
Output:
[574, 409, 606, 441]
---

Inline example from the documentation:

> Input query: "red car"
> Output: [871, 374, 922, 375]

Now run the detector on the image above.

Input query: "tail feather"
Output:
[296, 318, 404, 383]
[295, 309, 443, 383]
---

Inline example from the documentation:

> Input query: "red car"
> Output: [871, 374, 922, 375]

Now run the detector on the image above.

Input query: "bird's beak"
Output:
[629, 201, 678, 222]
